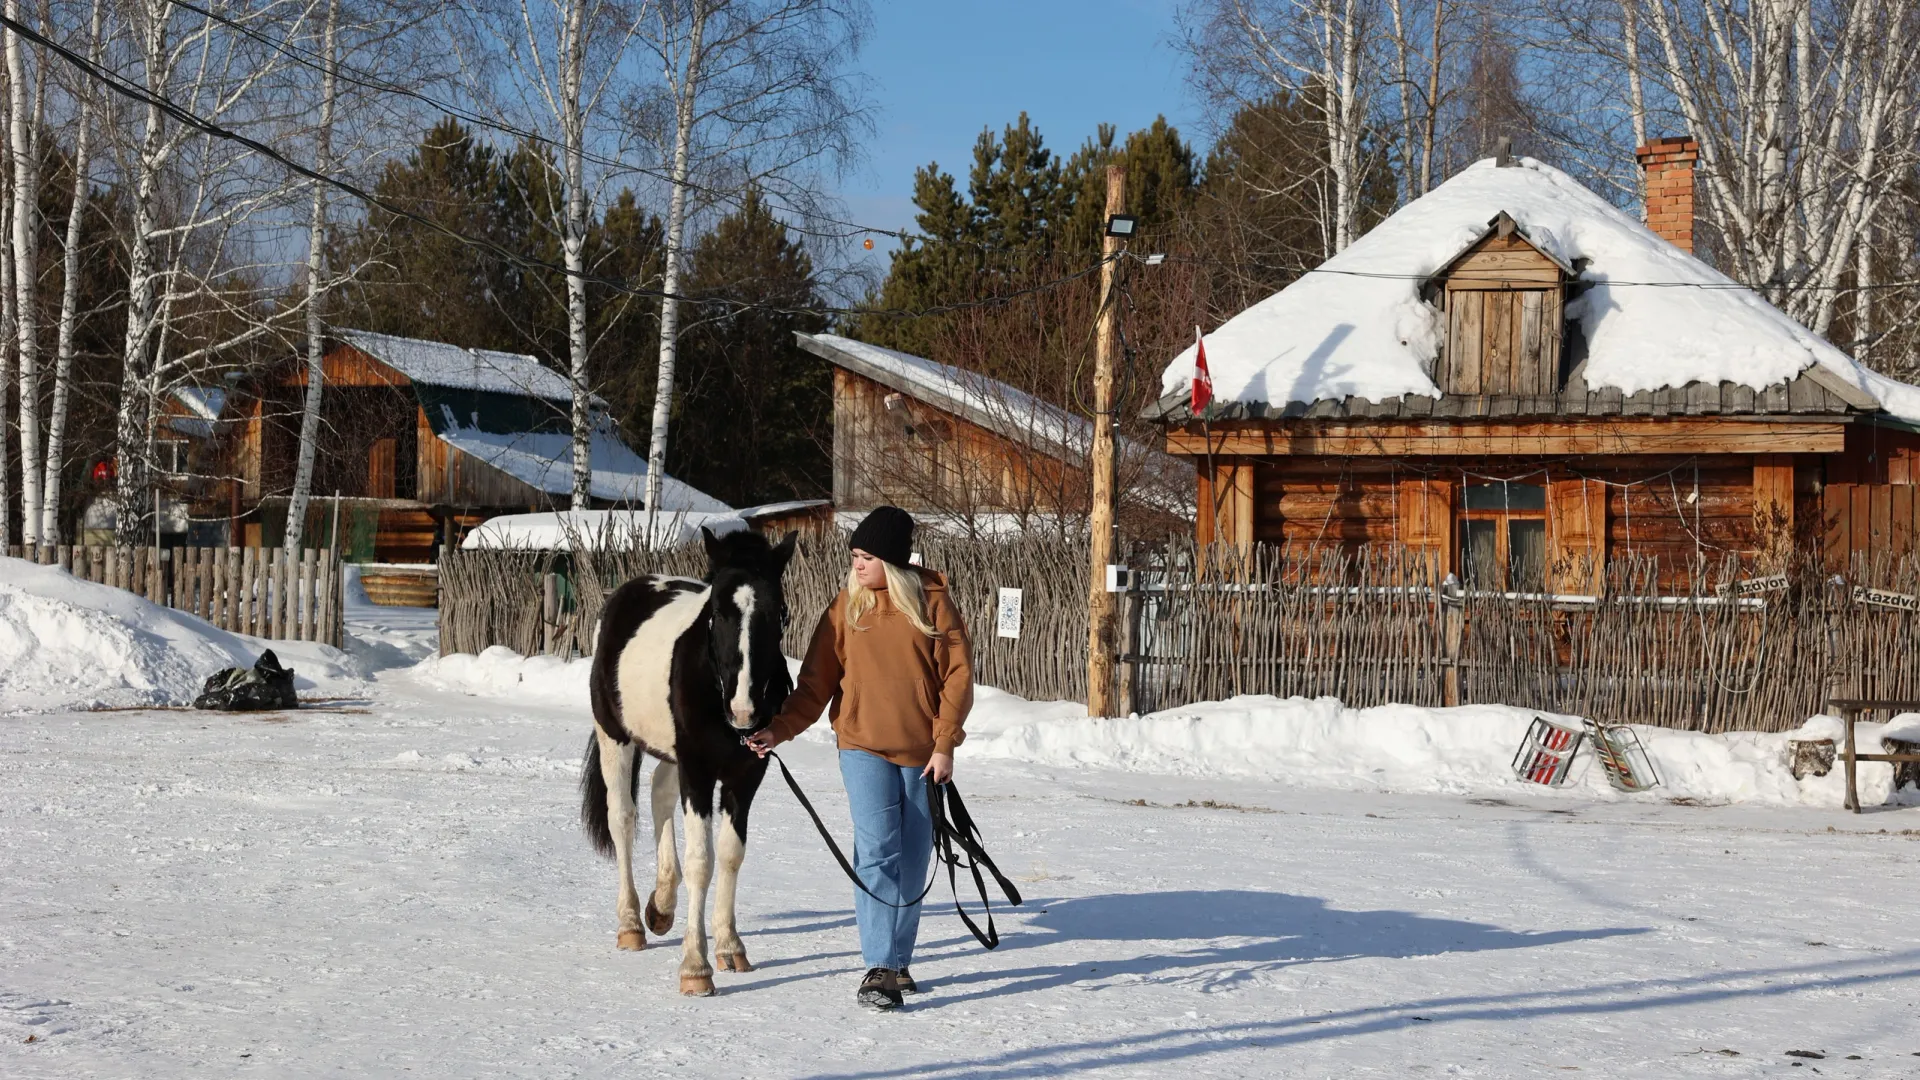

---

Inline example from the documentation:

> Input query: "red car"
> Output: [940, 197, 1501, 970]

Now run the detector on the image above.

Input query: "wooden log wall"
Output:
[10, 544, 343, 646]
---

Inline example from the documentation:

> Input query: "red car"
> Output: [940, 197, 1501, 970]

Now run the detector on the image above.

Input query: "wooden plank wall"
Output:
[1437, 233, 1564, 396]
[1823, 483, 1920, 571]
[11, 545, 344, 645]
[831, 367, 1077, 516]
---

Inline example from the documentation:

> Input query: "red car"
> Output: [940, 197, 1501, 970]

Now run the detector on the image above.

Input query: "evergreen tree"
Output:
[330, 119, 530, 352]
[668, 190, 830, 505]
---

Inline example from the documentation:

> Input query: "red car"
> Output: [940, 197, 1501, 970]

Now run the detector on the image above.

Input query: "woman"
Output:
[745, 505, 973, 1010]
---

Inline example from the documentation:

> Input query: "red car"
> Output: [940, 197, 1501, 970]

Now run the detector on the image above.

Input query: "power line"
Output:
[6, 6, 1109, 323]
[155, 0, 1040, 258]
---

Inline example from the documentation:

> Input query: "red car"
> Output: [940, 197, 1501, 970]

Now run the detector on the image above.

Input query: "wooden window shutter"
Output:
[1547, 477, 1606, 595]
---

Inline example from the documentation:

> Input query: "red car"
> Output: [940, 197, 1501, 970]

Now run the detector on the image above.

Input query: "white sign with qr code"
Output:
[996, 588, 1023, 639]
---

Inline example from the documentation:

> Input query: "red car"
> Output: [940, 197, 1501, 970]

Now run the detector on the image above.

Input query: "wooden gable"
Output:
[1431, 212, 1568, 398]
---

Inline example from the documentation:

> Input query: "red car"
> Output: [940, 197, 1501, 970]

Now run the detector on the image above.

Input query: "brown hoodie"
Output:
[766, 569, 973, 766]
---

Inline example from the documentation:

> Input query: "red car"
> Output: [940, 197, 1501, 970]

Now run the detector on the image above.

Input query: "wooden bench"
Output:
[1826, 698, 1920, 812]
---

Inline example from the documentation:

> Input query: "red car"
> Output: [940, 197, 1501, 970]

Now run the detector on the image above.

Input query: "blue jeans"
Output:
[838, 749, 934, 970]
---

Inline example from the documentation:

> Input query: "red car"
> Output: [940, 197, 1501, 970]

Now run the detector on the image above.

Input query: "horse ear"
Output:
[701, 526, 721, 562]
[771, 530, 799, 574]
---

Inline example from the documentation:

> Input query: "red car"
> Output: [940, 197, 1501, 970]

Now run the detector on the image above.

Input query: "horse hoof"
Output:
[716, 949, 753, 973]
[616, 930, 645, 951]
[679, 974, 716, 997]
[645, 896, 674, 935]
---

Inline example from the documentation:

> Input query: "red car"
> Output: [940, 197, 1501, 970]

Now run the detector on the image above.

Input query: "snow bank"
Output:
[968, 694, 1917, 809]
[403, 645, 592, 708]
[1162, 157, 1919, 420]
[403, 642, 1915, 809]
[0, 557, 366, 711]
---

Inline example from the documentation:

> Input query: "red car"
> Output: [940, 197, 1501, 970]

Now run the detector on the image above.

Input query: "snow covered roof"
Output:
[337, 329, 591, 404]
[1156, 157, 1920, 425]
[165, 386, 228, 439]
[460, 509, 747, 551]
[428, 413, 732, 513]
[799, 333, 1194, 516]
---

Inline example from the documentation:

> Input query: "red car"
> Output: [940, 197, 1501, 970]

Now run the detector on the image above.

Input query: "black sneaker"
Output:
[857, 967, 902, 1010]
[897, 967, 920, 994]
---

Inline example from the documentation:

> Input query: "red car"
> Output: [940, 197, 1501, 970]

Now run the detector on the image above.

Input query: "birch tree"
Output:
[107, 0, 313, 547]
[41, 0, 107, 545]
[1632, 0, 1920, 333]
[283, 0, 339, 551]
[7, 0, 46, 545]
[1184, 0, 1383, 254]
[460, 0, 652, 511]
[634, 0, 868, 521]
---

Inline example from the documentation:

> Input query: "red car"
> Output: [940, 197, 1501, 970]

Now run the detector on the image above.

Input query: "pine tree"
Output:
[668, 190, 829, 506]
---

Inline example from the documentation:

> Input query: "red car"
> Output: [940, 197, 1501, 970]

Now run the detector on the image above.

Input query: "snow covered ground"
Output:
[5, 558, 1920, 1076]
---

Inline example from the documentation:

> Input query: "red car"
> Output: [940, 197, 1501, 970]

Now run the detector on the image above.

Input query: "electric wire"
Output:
[3, 6, 1114, 323]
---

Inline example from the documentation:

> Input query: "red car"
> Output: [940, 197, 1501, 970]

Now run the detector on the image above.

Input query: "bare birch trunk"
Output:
[7, 0, 40, 546]
[285, 0, 339, 551]
[1620, 0, 1646, 185]
[0, 62, 13, 550]
[42, 0, 102, 545]
[113, 18, 170, 549]
[562, 0, 592, 510]
[643, 0, 706, 527]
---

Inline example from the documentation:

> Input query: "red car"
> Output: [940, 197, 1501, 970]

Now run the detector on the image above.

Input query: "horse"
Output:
[580, 526, 797, 996]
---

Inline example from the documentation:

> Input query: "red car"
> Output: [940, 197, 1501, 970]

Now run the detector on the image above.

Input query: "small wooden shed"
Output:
[797, 332, 1192, 533]
[211, 329, 729, 562]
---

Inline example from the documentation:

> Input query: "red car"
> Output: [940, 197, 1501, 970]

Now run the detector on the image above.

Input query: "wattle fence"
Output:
[10, 543, 344, 646]
[435, 531, 1920, 734]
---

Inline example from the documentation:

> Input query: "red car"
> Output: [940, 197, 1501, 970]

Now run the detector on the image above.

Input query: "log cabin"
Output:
[210, 330, 728, 562]
[1148, 140, 1920, 590]
[797, 331, 1192, 535]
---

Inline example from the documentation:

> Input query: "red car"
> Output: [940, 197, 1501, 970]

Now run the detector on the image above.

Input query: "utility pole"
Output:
[1086, 164, 1125, 718]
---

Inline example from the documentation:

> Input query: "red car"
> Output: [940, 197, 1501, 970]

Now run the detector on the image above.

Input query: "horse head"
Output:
[701, 526, 799, 731]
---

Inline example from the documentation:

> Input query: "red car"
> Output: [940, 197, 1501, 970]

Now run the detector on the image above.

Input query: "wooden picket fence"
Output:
[11, 544, 344, 646]
[434, 528, 1920, 733]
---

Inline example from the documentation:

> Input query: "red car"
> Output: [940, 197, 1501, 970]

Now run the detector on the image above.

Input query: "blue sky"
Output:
[834, 0, 1203, 256]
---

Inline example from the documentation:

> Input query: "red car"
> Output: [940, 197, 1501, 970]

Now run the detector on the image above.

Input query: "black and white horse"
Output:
[581, 527, 796, 995]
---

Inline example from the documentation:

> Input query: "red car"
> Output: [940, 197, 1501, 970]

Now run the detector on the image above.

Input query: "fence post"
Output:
[302, 548, 319, 642]
[541, 572, 559, 655]
[1442, 576, 1463, 708]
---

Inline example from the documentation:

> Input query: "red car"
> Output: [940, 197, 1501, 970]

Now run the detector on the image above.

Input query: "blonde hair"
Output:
[845, 562, 938, 636]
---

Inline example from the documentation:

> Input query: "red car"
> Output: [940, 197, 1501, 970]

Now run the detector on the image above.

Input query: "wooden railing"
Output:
[10, 544, 344, 646]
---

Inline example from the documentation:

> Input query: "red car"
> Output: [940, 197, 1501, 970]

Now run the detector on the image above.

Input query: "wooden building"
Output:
[210, 330, 728, 562]
[797, 332, 1191, 533]
[1150, 140, 1920, 589]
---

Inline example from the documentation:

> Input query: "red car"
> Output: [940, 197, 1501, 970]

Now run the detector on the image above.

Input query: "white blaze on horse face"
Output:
[614, 581, 710, 755]
[728, 584, 757, 728]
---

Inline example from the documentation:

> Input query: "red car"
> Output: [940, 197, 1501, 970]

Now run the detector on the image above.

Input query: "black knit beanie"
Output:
[849, 505, 915, 569]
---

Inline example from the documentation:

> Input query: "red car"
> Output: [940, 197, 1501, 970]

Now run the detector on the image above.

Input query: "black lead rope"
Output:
[767, 750, 1023, 950]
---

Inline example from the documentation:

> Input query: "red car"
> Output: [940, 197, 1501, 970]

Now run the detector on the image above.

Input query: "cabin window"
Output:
[1460, 482, 1547, 591]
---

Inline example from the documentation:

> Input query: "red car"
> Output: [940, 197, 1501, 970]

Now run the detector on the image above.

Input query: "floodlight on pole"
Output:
[1104, 214, 1137, 238]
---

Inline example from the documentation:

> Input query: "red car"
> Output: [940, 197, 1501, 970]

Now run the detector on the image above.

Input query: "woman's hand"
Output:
[921, 752, 953, 784]
[743, 729, 780, 758]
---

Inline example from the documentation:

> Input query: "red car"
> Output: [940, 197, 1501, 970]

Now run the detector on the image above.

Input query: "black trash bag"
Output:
[193, 649, 299, 711]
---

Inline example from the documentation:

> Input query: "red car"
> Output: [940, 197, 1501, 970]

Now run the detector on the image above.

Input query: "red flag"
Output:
[1190, 326, 1213, 414]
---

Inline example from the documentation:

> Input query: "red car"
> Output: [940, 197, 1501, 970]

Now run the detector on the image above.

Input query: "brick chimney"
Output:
[1635, 136, 1698, 252]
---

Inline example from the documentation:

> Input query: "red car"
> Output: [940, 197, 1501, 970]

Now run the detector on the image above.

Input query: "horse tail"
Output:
[580, 732, 634, 860]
